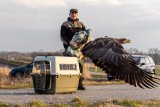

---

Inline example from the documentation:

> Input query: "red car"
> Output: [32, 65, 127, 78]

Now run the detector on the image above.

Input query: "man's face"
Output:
[69, 12, 78, 20]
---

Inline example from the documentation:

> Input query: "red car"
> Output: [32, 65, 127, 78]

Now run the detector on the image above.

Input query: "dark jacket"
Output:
[60, 17, 86, 49]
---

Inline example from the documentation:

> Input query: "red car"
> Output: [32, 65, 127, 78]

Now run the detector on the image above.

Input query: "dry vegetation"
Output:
[1, 98, 160, 107]
[0, 66, 32, 89]
[1, 65, 159, 89]
[0, 66, 10, 76]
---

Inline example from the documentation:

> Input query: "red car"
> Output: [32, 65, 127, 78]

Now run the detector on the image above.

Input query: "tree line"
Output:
[0, 47, 160, 65]
[126, 48, 160, 64]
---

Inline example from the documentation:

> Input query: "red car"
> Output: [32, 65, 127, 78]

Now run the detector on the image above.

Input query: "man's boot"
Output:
[78, 76, 85, 90]
[78, 60, 85, 90]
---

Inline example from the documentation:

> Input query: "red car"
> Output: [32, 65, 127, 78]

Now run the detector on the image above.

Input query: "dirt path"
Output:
[0, 84, 160, 105]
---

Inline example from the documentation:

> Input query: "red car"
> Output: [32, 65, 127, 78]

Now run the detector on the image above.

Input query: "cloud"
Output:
[124, 1, 160, 16]
[142, 3, 160, 16]
[78, 0, 103, 6]
[14, 0, 67, 8]
[78, 0, 122, 6]
[105, 0, 122, 5]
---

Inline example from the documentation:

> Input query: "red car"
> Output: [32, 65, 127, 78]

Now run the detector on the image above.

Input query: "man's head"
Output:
[69, 9, 78, 20]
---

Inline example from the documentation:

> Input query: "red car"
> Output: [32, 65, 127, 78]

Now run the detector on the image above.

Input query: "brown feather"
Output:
[81, 36, 160, 89]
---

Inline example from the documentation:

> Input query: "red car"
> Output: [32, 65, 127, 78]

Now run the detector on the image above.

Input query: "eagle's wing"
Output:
[81, 37, 160, 88]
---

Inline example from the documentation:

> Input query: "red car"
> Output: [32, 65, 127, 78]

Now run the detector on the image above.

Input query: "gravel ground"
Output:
[0, 84, 160, 105]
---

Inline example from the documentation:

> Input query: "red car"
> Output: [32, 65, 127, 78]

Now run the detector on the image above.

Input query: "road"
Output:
[0, 84, 160, 105]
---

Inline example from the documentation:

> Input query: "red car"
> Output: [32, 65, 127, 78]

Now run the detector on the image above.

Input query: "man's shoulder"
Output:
[61, 21, 72, 26]
[78, 21, 84, 26]
[76, 21, 85, 28]
[61, 20, 85, 28]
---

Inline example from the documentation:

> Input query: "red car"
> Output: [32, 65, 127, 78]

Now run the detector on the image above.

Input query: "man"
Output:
[60, 9, 86, 90]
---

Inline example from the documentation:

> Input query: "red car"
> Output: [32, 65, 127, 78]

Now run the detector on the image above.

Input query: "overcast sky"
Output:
[0, 0, 160, 52]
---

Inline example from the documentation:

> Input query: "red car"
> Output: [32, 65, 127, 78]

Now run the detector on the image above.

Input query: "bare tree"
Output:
[126, 48, 140, 55]
[148, 48, 160, 64]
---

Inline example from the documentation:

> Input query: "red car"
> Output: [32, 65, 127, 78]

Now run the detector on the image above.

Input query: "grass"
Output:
[156, 65, 160, 76]
[0, 66, 32, 89]
[0, 64, 159, 89]
[0, 66, 160, 107]
[91, 74, 106, 78]
[0, 58, 28, 67]
[1, 98, 160, 107]
[113, 99, 140, 107]
[0, 77, 32, 89]
[112, 99, 160, 107]
[84, 79, 125, 86]
[0, 66, 124, 89]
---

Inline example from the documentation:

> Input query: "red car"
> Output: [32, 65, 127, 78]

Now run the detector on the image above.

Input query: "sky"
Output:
[0, 0, 160, 52]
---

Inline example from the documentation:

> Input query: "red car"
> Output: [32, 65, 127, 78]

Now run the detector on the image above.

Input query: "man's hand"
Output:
[69, 41, 78, 49]
[69, 41, 78, 46]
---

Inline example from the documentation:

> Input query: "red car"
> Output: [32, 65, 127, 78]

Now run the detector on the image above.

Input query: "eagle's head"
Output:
[116, 38, 131, 44]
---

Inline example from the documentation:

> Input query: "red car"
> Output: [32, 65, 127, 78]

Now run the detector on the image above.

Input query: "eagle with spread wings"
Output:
[81, 36, 160, 89]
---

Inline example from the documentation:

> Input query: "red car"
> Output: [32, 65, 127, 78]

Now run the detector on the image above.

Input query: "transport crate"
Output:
[31, 56, 81, 94]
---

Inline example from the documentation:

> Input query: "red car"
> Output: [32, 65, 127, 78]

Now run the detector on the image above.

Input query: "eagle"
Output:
[81, 36, 160, 89]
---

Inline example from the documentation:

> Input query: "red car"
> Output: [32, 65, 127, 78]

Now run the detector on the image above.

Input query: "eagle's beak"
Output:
[125, 39, 131, 43]
[120, 38, 131, 44]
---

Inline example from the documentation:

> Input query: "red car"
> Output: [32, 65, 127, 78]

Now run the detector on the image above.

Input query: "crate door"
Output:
[33, 61, 51, 90]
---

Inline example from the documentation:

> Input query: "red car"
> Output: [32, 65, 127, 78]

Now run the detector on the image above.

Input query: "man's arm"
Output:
[82, 25, 86, 30]
[80, 22, 86, 30]
[60, 25, 70, 45]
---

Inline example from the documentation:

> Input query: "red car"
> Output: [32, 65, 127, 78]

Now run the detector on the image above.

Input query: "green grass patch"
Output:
[84, 79, 125, 86]
[91, 74, 106, 79]
[113, 99, 140, 107]
[70, 97, 89, 107]
[0, 77, 33, 89]
[0, 58, 28, 67]
[1, 99, 160, 107]
[112, 99, 160, 107]
[29, 100, 46, 107]
[0, 83, 32, 89]
[87, 67, 103, 72]
[155, 65, 160, 76]
[0, 101, 9, 107]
